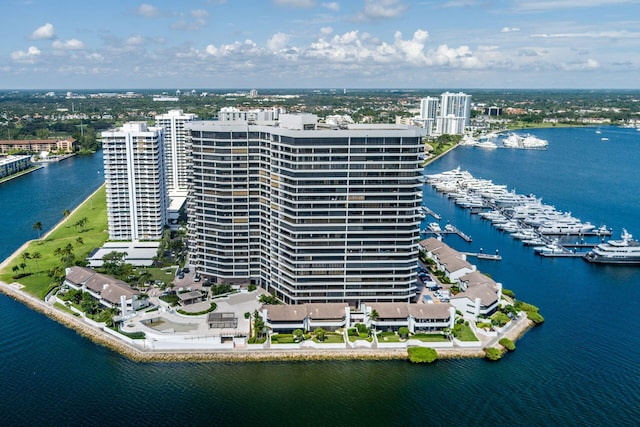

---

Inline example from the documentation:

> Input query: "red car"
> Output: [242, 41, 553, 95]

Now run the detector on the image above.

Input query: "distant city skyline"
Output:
[2, 0, 640, 90]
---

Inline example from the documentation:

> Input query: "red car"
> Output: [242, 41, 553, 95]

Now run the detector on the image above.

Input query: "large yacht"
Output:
[584, 230, 640, 264]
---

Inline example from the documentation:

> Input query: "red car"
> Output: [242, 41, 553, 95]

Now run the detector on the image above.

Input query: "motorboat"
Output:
[584, 229, 640, 264]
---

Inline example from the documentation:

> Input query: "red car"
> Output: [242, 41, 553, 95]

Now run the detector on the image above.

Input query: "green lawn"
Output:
[412, 333, 448, 342]
[0, 185, 109, 298]
[313, 333, 344, 344]
[348, 332, 373, 342]
[271, 334, 298, 344]
[455, 324, 479, 342]
[378, 331, 401, 342]
[132, 266, 177, 283]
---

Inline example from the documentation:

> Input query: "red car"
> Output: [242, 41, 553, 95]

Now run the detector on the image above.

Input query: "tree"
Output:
[32, 251, 42, 275]
[293, 329, 304, 342]
[314, 327, 326, 342]
[398, 327, 410, 339]
[33, 221, 43, 238]
[76, 237, 84, 246]
[253, 311, 266, 339]
[21, 252, 32, 273]
[11, 265, 19, 275]
[63, 209, 71, 219]
[370, 309, 380, 330]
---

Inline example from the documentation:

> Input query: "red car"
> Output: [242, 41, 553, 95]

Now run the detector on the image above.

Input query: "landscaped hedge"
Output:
[408, 347, 438, 364]
[115, 328, 146, 340]
[177, 302, 217, 316]
[499, 337, 516, 351]
[484, 347, 502, 361]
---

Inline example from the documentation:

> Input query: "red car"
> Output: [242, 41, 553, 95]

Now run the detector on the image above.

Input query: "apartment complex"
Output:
[435, 92, 472, 135]
[155, 109, 197, 193]
[0, 138, 75, 154]
[101, 122, 168, 241]
[186, 114, 425, 306]
[417, 97, 439, 136]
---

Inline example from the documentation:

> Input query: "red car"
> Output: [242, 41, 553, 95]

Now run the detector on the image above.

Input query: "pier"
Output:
[421, 206, 441, 220]
[421, 225, 472, 243]
[463, 252, 502, 261]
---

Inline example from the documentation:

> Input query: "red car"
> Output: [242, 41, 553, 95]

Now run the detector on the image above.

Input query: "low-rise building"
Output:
[0, 138, 75, 154]
[0, 155, 34, 179]
[365, 302, 455, 333]
[420, 237, 476, 281]
[261, 303, 350, 333]
[64, 266, 149, 314]
[451, 270, 502, 320]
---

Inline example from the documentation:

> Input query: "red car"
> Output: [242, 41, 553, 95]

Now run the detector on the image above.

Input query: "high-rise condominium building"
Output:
[436, 91, 472, 135]
[101, 122, 168, 241]
[418, 96, 439, 135]
[186, 114, 425, 306]
[155, 109, 197, 193]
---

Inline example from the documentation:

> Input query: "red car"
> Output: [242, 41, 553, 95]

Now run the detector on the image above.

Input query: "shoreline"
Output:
[0, 183, 105, 272]
[0, 164, 44, 185]
[0, 281, 501, 362]
[0, 162, 535, 364]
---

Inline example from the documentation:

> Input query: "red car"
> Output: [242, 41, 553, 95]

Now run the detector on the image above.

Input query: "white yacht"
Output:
[584, 230, 640, 265]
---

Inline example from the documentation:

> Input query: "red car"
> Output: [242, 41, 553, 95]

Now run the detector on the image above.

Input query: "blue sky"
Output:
[2, 0, 640, 89]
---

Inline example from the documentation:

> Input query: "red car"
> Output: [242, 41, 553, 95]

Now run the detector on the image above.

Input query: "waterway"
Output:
[1, 129, 640, 426]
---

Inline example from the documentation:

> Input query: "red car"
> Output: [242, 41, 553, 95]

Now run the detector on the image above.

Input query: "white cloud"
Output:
[136, 3, 160, 17]
[320, 27, 333, 36]
[267, 33, 291, 51]
[126, 35, 145, 46]
[273, 0, 316, 7]
[322, 2, 340, 11]
[172, 9, 209, 31]
[501, 27, 520, 33]
[513, 0, 634, 12]
[561, 58, 600, 70]
[532, 31, 640, 39]
[426, 44, 481, 68]
[30, 23, 55, 40]
[441, 0, 481, 7]
[355, 0, 407, 21]
[52, 39, 85, 50]
[11, 46, 41, 63]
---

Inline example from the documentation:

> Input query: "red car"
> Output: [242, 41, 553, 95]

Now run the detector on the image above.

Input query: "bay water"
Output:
[1, 128, 639, 426]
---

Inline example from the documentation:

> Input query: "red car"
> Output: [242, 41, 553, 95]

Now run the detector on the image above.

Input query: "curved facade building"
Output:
[186, 114, 425, 305]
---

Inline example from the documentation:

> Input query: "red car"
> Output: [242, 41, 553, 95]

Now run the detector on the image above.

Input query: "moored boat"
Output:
[584, 229, 640, 265]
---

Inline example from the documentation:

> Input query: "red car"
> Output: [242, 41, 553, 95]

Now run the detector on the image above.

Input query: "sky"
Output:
[2, 0, 640, 90]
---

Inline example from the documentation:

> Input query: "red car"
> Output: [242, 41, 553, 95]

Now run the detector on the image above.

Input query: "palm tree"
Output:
[76, 237, 84, 246]
[63, 209, 70, 219]
[33, 221, 43, 239]
[32, 251, 41, 275]
[21, 252, 32, 273]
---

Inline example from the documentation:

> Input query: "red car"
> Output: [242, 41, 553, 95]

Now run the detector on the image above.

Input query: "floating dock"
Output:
[463, 252, 502, 261]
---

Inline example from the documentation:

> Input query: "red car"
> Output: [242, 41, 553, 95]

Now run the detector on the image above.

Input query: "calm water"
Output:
[2, 130, 640, 426]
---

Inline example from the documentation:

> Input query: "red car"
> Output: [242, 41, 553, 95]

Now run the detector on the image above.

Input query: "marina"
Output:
[425, 166, 624, 259]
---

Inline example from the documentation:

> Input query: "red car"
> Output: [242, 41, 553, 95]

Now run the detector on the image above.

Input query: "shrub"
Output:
[484, 347, 502, 361]
[248, 284, 257, 292]
[116, 329, 145, 340]
[499, 338, 516, 351]
[348, 328, 359, 336]
[491, 312, 510, 327]
[177, 302, 217, 316]
[398, 327, 410, 338]
[502, 288, 515, 298]
[244, 312, 251, 319]
[515, 301, 539, 312]
[527, 311, 545, 325]
[355, 323, 368, 334]
[408, 347, 438, 364]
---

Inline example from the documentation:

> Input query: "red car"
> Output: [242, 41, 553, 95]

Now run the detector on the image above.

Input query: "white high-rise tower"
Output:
[436, 92, 472, 135]
[418, 97, 439, 135]
[101, 122, 168, 241]
[155, 109, 197, 193]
